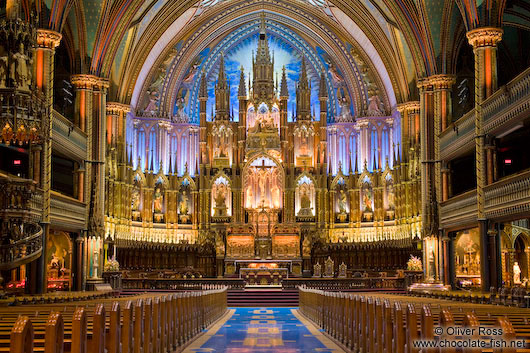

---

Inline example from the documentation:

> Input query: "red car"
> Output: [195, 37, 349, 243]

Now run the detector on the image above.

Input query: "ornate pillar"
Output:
[417, 79, 436, 239]
[34, 29, 62, 294]
[467, 27, 503, 291]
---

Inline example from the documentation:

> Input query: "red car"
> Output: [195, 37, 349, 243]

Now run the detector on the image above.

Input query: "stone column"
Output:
[467, 27, 503, 291]
[441, 166, 450, 202]
[34, 29, 62, 294]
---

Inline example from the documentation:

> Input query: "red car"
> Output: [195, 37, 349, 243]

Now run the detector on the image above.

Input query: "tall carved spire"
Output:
[280, 66, 289, 98]
[238, 66, 247, 98]
[296, 57, 311, 120]
[215, 54, 230, 119]
[252, 12, 275, 106]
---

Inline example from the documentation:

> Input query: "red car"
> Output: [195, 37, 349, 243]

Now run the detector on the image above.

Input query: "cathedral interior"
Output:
[1, 0, 530, 351]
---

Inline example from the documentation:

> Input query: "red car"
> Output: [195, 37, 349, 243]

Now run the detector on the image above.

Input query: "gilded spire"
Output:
[252, 12, 275, 105]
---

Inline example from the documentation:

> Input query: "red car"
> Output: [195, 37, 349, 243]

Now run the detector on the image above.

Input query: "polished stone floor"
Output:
[183, 307, 345, 353]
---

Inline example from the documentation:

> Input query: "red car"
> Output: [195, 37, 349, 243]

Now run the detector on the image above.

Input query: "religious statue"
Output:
[11, 43, 32, 90]
[0, 45, 8, 88]
[182, 63, 199, 85]
[179, 193, 189, 215]
[153, 187, 163, 213]
[338, 190, 347, 214]
[131, 188, 140, 211]
[367, 95, 384, 116]
[213, 187, 227, 217]
[302, 236, 311, 257]
[363, 187, 373, 212]
[327, 61, 344, 86]
[298, 187, 313, 216]
[299, 133, 309, 156]
[514, 262, 522, 284]
[144, 89, 159, 115]
[246, 186, 253, 209]
[387, 185, 395, 209]
[92, 250, 99, 279]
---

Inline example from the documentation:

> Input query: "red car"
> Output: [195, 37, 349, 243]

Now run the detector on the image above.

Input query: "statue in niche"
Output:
[362, 186, 373, 212]
[213, 187, 227, 217]
[298, 187, 313, 216]
[179, 193, 189, 215]
[0, 45, 8, 88]
[11, 43, 32, 90]
[131, 188, 140, 211]
[92, 249, 99, 278]
[514, 262, 522, 284]
[246, 186, 253, 209]
[338, 190, 347, 214]
[338, 262, 347, 278]
[153, 187, 163, 213]
[367, 95, 384, 116]
[337, 89, 352, 121]
[302, 236, 311, 257]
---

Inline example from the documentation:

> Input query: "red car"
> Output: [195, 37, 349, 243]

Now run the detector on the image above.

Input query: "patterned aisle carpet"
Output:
[183, 307, 345, 353]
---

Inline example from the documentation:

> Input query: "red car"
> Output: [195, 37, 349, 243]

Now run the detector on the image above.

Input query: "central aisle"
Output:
[183, 307, 345, 352]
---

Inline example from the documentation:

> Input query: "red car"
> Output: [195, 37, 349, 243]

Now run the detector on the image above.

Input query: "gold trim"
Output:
[37, 29, 62, 49]
[466, 27, 503, 48]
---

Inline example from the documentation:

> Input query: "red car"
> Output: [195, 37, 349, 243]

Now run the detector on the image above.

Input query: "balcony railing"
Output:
[52, 109, 87, 161]
[485, 169, 530, 219]
[440, 108, 475, 160]
[483, 67, 530, 133]
[50, 191, 86, 230]
[441, 67, 530, 160]
[440, 189, 477, 228]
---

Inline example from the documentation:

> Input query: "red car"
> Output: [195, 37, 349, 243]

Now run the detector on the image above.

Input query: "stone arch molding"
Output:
[128, 0, 401, 118]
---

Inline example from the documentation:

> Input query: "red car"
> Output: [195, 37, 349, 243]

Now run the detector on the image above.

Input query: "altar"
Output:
[240, 263, 289, 286]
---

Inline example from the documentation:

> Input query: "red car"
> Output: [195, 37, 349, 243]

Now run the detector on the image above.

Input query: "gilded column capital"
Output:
[71, 74, 99, 89]
[466, 27, 503, 48]
[428, 75, 456, 90]
[107, 102, 130, 115]
[396, 101, 420, 114]
[37, 29, 62, 49]
[94, 77, 110, 92]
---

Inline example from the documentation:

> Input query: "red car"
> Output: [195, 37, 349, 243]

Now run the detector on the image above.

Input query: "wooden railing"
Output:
[484, 168, 530, 219]
[283, 277, 409, 290]
[3, 287, 227, 353]
[120, 277, 246, 290]
[299, 286, 530, 353]
[0, 175, 44, 271]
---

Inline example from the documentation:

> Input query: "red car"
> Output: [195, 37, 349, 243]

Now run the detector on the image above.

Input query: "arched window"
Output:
[381, 126, 389, 167]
